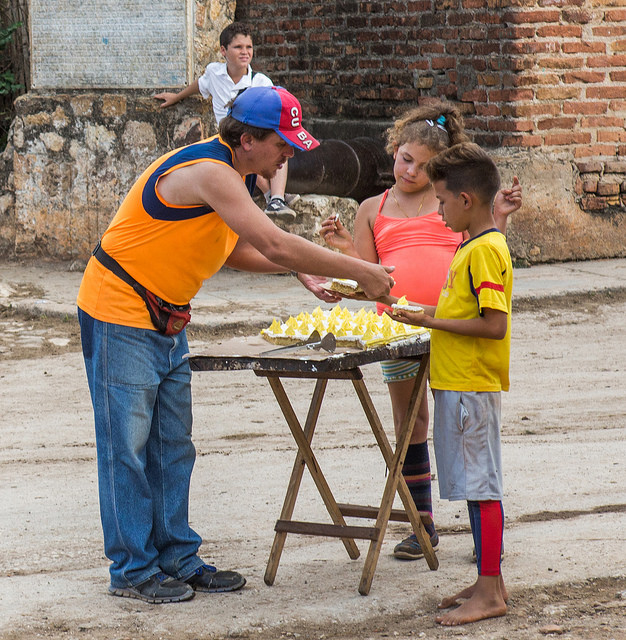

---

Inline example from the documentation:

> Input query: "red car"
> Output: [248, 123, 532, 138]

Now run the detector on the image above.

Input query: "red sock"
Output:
[467, 500, 504, 576]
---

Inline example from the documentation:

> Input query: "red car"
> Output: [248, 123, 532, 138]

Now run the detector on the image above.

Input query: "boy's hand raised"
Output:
[494, 176, 522, 219]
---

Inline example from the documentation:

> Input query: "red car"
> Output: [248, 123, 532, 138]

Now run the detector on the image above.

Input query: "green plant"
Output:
[0, 21, 23, 150]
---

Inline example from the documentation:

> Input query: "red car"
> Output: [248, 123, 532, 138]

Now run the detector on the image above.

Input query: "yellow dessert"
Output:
[260, 304, 430, 349]
[391, 295, 424, 314]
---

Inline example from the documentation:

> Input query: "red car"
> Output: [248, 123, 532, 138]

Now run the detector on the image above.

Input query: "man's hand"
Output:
[328, 289, 398, 307]
[357, 264, 396, 300]
[296, 273, 343, 303]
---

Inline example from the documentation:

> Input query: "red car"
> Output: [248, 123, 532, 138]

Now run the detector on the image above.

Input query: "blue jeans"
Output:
[78, 309, 204, 588]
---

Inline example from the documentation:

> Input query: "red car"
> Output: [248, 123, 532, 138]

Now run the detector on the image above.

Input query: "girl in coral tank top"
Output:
[320, 100, 522, 560]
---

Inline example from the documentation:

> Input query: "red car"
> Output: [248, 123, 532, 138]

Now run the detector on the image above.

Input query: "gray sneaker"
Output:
[184, 564, 246, 593]
[264, 196, 296, 219]
[264, 193, 300, 206]
[284, 193, 301, 206]
[393, 529, 440, 560]
[109, 572, 194, 604]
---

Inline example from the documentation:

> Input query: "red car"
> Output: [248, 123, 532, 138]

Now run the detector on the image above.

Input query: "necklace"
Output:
[391, 185, 426, 218]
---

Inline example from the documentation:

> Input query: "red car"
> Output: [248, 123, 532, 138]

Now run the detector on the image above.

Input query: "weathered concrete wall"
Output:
[495, 149, 626, 264]
[0, 0, 235, 259]
[1, 92, 213, 258]
[0, 91, 362, 261]
[2, 95, 626, 262]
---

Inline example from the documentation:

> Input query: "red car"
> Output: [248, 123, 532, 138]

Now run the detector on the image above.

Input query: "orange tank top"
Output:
[77, 135, 252, 329]
[373, 189, 463, 313]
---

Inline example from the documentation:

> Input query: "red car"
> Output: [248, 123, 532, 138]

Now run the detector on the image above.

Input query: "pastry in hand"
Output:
[328, 278, 364, 295]
[391, 295, 423, 314]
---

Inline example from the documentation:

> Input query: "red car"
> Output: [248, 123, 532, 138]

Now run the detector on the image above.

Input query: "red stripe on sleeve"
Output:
[475, 281, 504, 295]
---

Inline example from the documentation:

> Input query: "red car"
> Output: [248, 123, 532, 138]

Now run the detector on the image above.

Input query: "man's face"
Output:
[221, 34, 254, 74]
[253, 133, 295, 180]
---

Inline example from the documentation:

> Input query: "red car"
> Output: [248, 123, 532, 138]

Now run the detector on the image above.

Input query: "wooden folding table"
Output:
[188, 334, 438, 595]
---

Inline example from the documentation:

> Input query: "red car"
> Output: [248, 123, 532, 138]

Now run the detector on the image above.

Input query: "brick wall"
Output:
[235, 1, 626, 214]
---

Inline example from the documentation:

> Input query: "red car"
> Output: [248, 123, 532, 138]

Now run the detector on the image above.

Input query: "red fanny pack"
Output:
[92, 243, 191, 336]
[141, 289, 191, 335]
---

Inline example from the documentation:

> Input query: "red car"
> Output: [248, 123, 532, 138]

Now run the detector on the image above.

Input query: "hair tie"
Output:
[425, 117, 447, 133]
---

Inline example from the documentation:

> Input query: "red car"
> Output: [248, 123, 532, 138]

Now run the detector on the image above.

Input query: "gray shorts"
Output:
[433, 390, 503, 502]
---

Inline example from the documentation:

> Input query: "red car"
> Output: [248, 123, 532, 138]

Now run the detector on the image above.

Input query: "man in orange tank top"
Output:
[77, 86, 396, 604]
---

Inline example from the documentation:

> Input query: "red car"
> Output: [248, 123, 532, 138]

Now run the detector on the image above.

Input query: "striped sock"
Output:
[402, 441, 433, 521]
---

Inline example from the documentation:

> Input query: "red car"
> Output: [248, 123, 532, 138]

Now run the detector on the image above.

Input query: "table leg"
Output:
[263, 377, 326, 585]
[263, 375, 360, 586]
[389, 354, 438, 570]
[352, 353, 437, 595]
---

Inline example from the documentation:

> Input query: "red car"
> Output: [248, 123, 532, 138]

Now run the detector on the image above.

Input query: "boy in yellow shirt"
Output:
[388, 142, 512, 626]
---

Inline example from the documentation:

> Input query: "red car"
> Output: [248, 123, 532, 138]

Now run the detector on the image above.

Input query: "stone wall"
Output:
[194, 0, 237, 78]
[0, 92, 212, 258]
[0, 0, 233, 259]
[493, 148, 626, 264]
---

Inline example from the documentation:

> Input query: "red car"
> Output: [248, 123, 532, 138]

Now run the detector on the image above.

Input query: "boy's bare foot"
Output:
[438, 584, 475, 609]
[436, 575, 507, 625]
[435, 593, 507, 626]
[438, 575, 508, 609]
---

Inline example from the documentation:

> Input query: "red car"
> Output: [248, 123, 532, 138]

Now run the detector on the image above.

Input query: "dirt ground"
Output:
[0, 289, 625, 640]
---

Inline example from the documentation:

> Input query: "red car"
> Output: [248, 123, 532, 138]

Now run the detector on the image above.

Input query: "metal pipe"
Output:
[286, 137, 393, 202]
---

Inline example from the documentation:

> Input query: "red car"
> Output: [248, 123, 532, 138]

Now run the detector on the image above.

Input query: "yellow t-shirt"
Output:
[430, 229, 513, 392]
[77, 136, 252, 330]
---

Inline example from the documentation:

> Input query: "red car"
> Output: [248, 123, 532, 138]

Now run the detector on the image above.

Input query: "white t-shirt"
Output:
[197, 62, 273, 123]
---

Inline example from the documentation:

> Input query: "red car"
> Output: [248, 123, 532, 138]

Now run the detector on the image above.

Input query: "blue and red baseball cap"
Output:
[228, 86, 320, 151]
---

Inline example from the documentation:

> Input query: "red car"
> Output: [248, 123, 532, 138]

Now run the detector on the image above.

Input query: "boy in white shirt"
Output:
[155, 22, 299, 218]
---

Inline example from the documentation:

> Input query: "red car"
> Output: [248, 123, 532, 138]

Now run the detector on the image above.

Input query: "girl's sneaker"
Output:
[393, 527, 440, 560]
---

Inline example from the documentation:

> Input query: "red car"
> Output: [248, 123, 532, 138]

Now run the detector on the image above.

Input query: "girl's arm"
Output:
[319, 194, 382, 264]
[352, 197, 381, 264]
